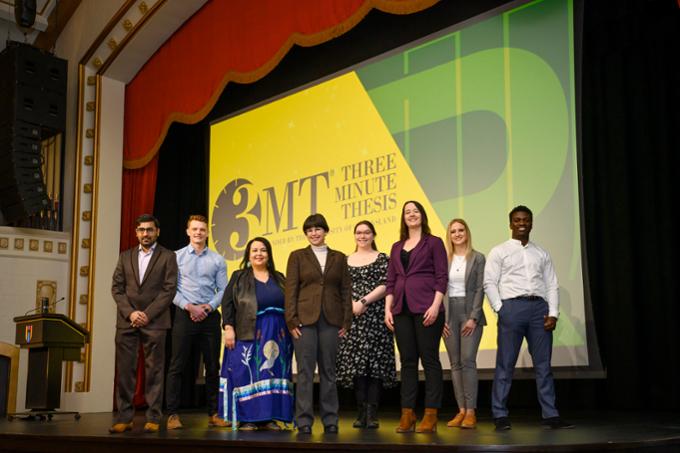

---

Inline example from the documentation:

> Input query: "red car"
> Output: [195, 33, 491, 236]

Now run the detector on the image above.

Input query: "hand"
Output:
[186, 303, 208, 322]
[442, 322, 451, 339]
[223, 326, 235, 349]
[290, 327, 302, 339]
[130, 311, 148, 328]
[461, 319, 477, 337]
[384, 310, 394, 332]
[352, 300, 367, 316]
[544, 315, 557, 331]
[338, 328, 347, 338]
[422, 304, 440, 327]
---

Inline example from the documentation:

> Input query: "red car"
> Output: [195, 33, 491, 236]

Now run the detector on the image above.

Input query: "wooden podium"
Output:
[9, 313, 88, 421]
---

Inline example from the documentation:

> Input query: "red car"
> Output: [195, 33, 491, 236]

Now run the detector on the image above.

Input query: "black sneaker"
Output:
[542, 417, 575, 429]
[494, 417, 511, 431]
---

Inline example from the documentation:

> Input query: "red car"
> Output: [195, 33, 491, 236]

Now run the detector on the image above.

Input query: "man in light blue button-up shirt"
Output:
[165, 215, 229, 429]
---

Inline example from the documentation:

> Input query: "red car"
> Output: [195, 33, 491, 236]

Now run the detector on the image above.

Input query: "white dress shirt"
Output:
[138, 243, 156, 282]
[484, 239, 559, 318]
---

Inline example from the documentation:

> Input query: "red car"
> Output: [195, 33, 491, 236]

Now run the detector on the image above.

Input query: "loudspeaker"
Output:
[0, 120, 49, 222]
[0, 43, 65, 223]
[14, 0, 37, 29]
[0, 42, 67, 131]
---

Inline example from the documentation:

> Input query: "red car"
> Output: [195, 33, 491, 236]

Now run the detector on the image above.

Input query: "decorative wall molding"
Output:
[0, 227, 70, 262]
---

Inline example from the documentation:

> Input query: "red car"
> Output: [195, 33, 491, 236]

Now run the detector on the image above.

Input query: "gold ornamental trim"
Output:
[66, 64, 86, 392]
[99, 0, 167, 75]
[82, 76, 104, 391]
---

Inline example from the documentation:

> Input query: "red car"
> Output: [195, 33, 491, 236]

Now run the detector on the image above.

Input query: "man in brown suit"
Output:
[285, 213, 352, 434]
[109, 214, 178, 434]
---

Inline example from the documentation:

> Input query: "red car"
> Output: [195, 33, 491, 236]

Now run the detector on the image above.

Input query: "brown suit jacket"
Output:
[111, 244, 178, 330]
[284, 245, 352, 331]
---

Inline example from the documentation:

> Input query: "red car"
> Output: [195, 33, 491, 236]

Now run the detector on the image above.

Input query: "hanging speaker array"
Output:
[0, 42, 67, 223]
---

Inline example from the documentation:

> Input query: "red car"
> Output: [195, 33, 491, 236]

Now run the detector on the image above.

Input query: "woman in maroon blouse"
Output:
[385, 200, 448, 433]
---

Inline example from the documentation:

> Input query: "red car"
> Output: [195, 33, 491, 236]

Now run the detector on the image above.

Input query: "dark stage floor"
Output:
[1, 410, 679, 452]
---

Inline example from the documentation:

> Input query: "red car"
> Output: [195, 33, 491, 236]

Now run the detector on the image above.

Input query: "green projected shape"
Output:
[361, 47, 568, 208]
[355, 0, 584, 348]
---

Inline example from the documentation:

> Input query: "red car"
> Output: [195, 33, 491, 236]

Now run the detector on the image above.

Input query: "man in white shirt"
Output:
[484, 205, 573, 431]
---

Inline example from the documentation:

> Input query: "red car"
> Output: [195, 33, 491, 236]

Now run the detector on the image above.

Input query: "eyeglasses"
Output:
[136, 227, 156, 233]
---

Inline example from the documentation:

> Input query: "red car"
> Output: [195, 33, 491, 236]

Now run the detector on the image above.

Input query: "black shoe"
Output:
[298, 425, 312, 434]
[353, 403, 367, 428]
[542, 417, 574, 429]
[324, 424, 338, 434]
[494, 417, 511, 431]
[365, 403, 379, 429]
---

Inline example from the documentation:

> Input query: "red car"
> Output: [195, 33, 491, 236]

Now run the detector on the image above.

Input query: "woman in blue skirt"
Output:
[219, 237, 293, 430]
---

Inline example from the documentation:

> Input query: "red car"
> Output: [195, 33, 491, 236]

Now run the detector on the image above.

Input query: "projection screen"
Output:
[209, 0, 602, 374]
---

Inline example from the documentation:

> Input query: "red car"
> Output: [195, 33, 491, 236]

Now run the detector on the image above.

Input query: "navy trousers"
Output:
[491, 297, 558, 419]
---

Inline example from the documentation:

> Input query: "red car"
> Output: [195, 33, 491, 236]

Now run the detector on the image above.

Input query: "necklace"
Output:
[453, 255, 466, 272]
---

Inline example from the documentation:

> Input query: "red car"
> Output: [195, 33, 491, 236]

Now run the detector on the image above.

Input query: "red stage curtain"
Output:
[118, 0, 438, 406]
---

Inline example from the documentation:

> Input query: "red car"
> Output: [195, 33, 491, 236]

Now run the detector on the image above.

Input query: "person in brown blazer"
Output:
[285, 213, 352, 434]
[109, 214, 178, 434]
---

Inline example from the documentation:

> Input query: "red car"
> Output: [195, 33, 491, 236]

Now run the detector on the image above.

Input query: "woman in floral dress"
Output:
[337, 220, 396, 429]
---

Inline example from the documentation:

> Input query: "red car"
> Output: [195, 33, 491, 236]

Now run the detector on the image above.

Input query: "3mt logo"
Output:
[211, 172, 330, 259]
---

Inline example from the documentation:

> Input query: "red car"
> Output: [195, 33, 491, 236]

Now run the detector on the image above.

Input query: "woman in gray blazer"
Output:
[443, 218, 486, 429]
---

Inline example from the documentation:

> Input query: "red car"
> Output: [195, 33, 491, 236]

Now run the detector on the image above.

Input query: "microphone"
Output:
[24, 296, 67, 316]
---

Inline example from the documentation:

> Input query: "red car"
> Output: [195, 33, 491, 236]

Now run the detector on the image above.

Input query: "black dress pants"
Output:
[393, 310, 445, 408]
[165, 307, 221, 415]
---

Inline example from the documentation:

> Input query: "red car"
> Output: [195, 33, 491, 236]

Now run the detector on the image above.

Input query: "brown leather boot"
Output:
[447, 410, 465, 427]
[461, 410, 477, 429]
[395, 408, 417, 433]
[415, 408, 438, 433]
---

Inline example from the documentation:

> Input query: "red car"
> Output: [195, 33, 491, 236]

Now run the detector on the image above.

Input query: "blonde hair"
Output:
[445, 218, 473, 262]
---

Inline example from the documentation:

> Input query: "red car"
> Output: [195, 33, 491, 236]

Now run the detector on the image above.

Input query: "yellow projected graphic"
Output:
[209, 72, 446, 271]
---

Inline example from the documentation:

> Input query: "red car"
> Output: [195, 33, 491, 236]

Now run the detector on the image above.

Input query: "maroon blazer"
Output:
[385, 234, 448, 314]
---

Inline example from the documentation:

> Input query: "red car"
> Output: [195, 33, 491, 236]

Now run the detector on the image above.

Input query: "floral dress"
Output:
[218, 277, 294, 425]
[336, 252, 397, 388]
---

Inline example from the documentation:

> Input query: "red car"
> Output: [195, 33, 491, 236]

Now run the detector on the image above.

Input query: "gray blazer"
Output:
[444, 249, 486, 326]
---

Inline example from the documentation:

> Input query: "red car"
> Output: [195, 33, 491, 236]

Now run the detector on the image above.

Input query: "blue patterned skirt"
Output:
[218, 307, 294, 426]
